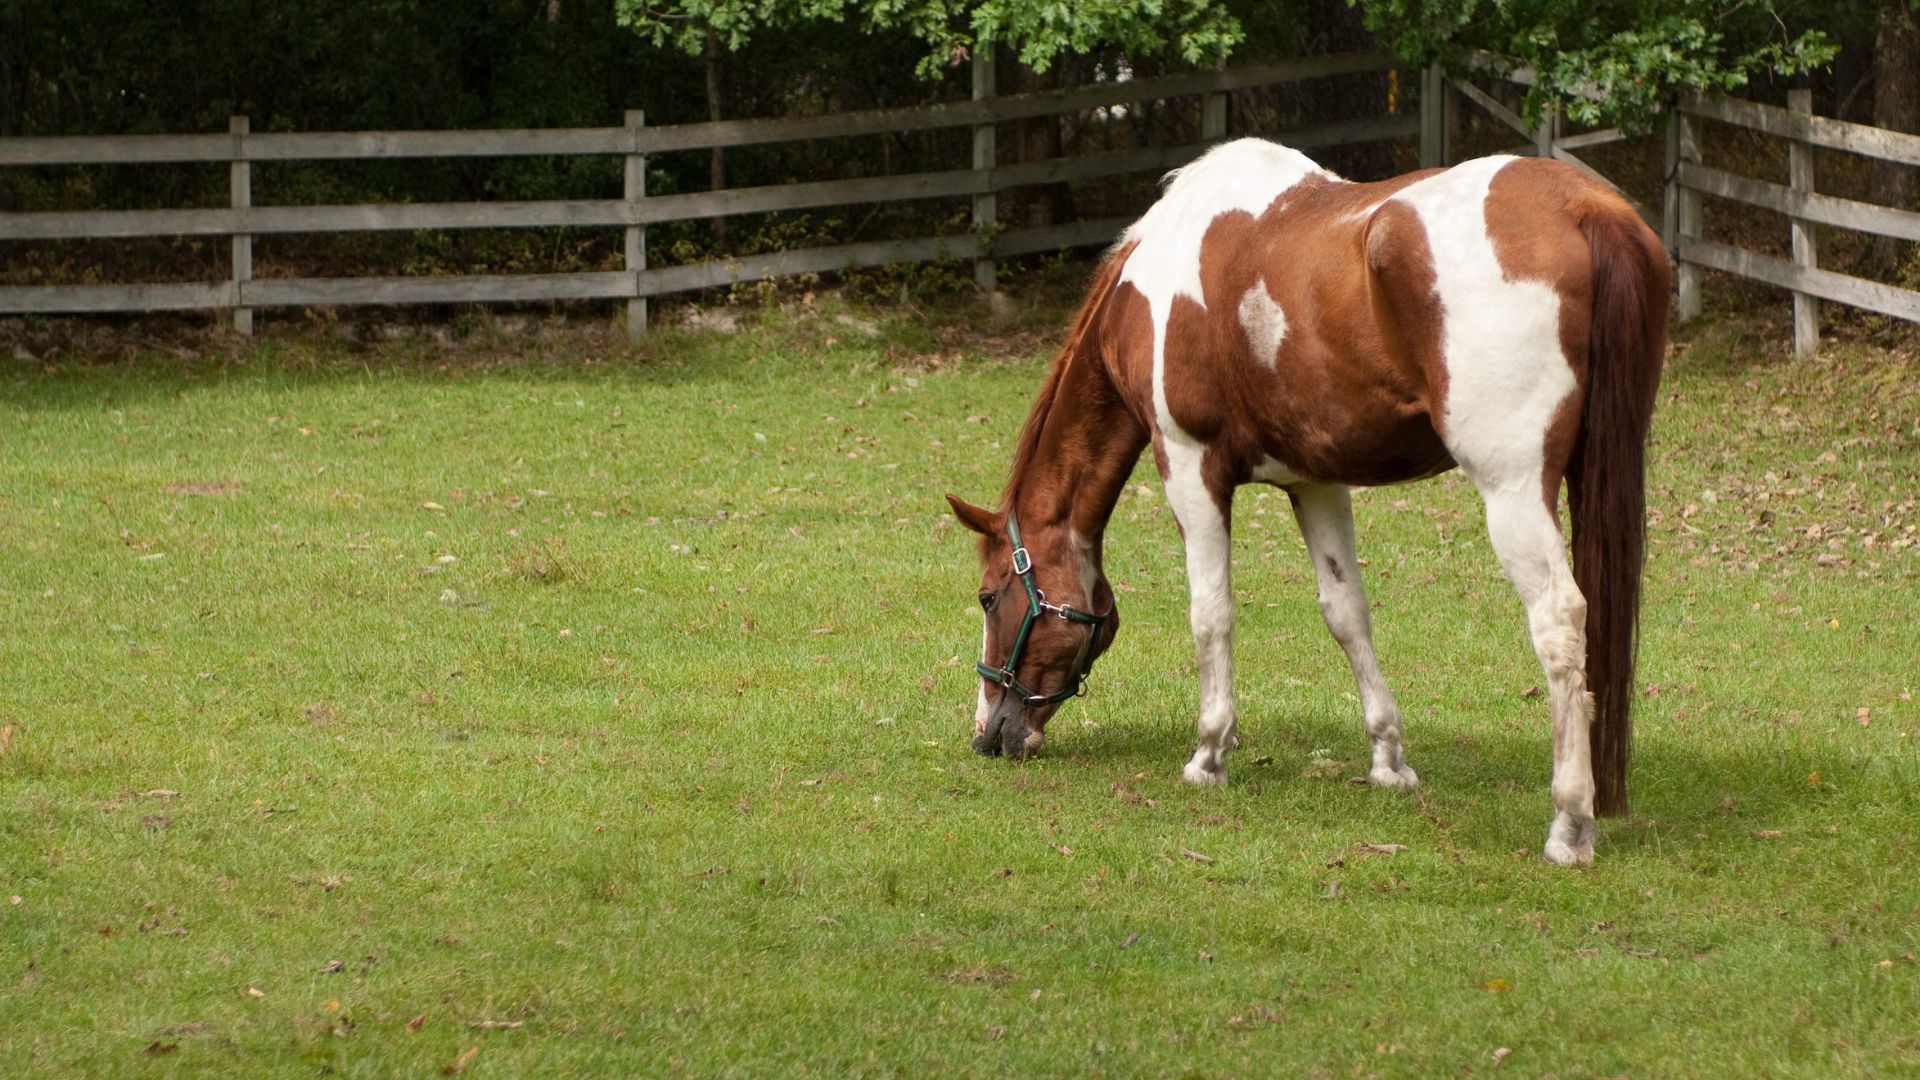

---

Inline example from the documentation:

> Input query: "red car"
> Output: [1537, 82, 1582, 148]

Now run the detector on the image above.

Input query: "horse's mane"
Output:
[997, 246, 1133, 512]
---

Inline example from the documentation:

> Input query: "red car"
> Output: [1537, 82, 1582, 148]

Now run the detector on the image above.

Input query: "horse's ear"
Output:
[945, 494, 998, 536]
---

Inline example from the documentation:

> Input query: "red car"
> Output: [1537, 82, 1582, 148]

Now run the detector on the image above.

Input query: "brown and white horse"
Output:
[949, 139, 1668, 865]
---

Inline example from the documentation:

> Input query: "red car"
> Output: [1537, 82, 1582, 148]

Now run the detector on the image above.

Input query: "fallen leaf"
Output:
[421, 502, 446, 512]
[1321, 880, 1342, 900]
[443, 1045, 479, 1075]
[144, 1041, 179, 1057]
[1180, 847, 1214, 864]
[1198, 950, 1214, 964]
[1858, 707, 1871, 726]
[0, 725, 13, 755]
[246, 986, 265, 998]
[1521, 686, 1541, 699]
[1492, 1046, 1513, 1064]
[144, 789, 180, 798]
[407, 1013, 427, 1032]
[1482, 978, 1512, 993]
[1050, 844, 1072, 857]
[321, 959, 346, 974]
[1119, 932, 1140, 949]
[1754, 829, 1784, 839]
[467, 1020, 524, 1031]
[1362, 842, 1408, 856]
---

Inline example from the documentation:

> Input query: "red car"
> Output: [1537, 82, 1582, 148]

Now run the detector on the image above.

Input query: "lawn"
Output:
[2, 292, 1918, 1077]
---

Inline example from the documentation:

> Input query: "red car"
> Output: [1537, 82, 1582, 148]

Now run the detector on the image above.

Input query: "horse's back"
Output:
[1103, 142, 1648, 490]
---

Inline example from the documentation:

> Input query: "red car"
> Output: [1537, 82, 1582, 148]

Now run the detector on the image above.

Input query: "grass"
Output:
[2, 292, 1918, 1077]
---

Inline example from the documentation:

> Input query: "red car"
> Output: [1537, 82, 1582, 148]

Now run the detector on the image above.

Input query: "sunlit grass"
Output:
[1, 297, 1917, 1075]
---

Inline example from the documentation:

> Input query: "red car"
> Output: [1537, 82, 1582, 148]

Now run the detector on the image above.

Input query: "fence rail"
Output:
[1668, 88, 1920, 355]
[0, 52, 1410, 337]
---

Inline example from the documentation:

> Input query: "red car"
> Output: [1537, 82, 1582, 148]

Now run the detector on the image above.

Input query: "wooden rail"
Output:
[1668, 89, 1920, 356]
[0, 52, 1409, 338]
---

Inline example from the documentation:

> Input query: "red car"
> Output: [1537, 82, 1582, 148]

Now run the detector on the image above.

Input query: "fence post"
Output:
[1665, 107, 1703, 323]
[229, 115, 252, 336]
[1419, 63, 1446, 168]
[1787, 89, 1820, 358]
[1202, 76, 1228, 142]
[624, 109, 647, 343]
[971, 44, 997, 293]
[1533, 105, 1558, 159]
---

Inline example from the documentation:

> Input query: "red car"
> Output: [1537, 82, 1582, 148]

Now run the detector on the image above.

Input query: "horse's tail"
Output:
[1570, 207, 1669, 819]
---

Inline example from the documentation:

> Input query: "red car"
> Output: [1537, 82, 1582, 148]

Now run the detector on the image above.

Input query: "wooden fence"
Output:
[0, 51, 1414, 339]
[7, 51, 1917, 352]
[1666, 89, 1920, 356]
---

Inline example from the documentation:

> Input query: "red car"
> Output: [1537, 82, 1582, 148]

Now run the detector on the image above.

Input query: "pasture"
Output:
[3, 295, 1918, 1076]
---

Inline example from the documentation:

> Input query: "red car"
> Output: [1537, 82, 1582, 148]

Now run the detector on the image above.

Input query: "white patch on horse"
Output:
[1389, 156, 1573, 495]
[1116, 139, 1338, 788]
[1237, 283, 1288, 369]
[1249, 455, 1303, 486]
[974, 614, 992, 738]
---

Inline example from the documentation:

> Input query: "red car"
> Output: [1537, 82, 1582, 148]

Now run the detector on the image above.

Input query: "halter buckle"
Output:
[1010, 546, 1032, 575]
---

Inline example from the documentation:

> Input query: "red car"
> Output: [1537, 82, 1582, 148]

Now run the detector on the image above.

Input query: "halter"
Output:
[976, 512, 1112, 708]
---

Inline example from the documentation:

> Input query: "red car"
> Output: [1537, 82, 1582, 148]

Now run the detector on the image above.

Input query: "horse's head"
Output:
[947, 494, 1118, 758]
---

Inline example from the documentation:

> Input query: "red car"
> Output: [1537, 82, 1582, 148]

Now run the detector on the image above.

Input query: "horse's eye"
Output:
[978, 591, 997, 612]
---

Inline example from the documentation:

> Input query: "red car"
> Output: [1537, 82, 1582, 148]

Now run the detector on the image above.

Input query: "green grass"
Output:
[3, 297, 1918, 1077]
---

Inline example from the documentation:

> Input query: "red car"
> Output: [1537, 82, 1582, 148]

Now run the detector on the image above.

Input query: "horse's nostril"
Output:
[973, 713, 1006, 756]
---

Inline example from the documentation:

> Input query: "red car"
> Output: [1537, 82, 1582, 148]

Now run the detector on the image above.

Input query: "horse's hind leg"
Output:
[1289, 483, 1418, 788]
[1469, 479, 1597, 866]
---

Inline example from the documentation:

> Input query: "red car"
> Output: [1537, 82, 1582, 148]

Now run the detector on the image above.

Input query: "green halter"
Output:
[976, 512, 1112, 708]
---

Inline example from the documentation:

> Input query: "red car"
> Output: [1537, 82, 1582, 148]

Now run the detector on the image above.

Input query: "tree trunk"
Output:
[705, 25, 728, 247]
[1871, 3, 1918, 271]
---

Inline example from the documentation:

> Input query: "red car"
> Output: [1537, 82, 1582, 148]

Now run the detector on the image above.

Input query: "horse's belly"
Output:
[1252, 394, 1454, 488]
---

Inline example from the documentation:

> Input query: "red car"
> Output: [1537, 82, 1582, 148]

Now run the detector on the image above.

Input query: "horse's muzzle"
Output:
[972, 699, 1043, 759]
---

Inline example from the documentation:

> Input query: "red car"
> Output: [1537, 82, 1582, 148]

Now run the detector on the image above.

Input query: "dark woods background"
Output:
[0, 1, 1912, 295]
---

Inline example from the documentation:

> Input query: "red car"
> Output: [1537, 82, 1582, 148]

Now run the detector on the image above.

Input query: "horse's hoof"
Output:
[1369, 764, 1419, 790]
[1181, 759, 1227, 787]
[1542, 838, 1594, 866]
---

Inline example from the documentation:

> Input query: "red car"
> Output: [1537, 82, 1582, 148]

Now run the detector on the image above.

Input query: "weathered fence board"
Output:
[1, 52, 1420, 329]
[1680, 91, 1920, 168]
[1674, 87, 1920, 354]
[1679, 238, 1920, 323]
[1676, 162, 1920, 242]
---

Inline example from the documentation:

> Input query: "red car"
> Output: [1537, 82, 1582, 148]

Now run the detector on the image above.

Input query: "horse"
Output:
[947, 138, 1668, 866]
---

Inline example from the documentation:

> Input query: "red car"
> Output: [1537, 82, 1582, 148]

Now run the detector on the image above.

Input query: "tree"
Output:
[1344, 0, 1838, 130]
[613, 0, 1244, 77]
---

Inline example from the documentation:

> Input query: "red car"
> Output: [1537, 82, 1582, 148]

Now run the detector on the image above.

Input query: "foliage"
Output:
[614, 0, 1245, 76]
[2, 298, 1919, 1073]
[1346, 0, 1840, 129]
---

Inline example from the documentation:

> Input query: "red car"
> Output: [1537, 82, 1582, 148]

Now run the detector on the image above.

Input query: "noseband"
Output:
[976, 512, 1112, 708]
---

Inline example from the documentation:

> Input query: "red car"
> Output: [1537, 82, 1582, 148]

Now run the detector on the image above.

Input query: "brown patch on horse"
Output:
[1324, 556, 1345, 584]
[1484, 160, 1603, 512]
[1364, 198, 1449, 444]
[1154, 175, 1453, 496]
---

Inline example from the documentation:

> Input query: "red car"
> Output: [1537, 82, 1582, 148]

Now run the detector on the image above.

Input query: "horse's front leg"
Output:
[1162, 444, 1237, 786]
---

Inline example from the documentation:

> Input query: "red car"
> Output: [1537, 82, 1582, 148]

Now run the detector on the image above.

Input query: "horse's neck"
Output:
[1011, 354, 1148, 545]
